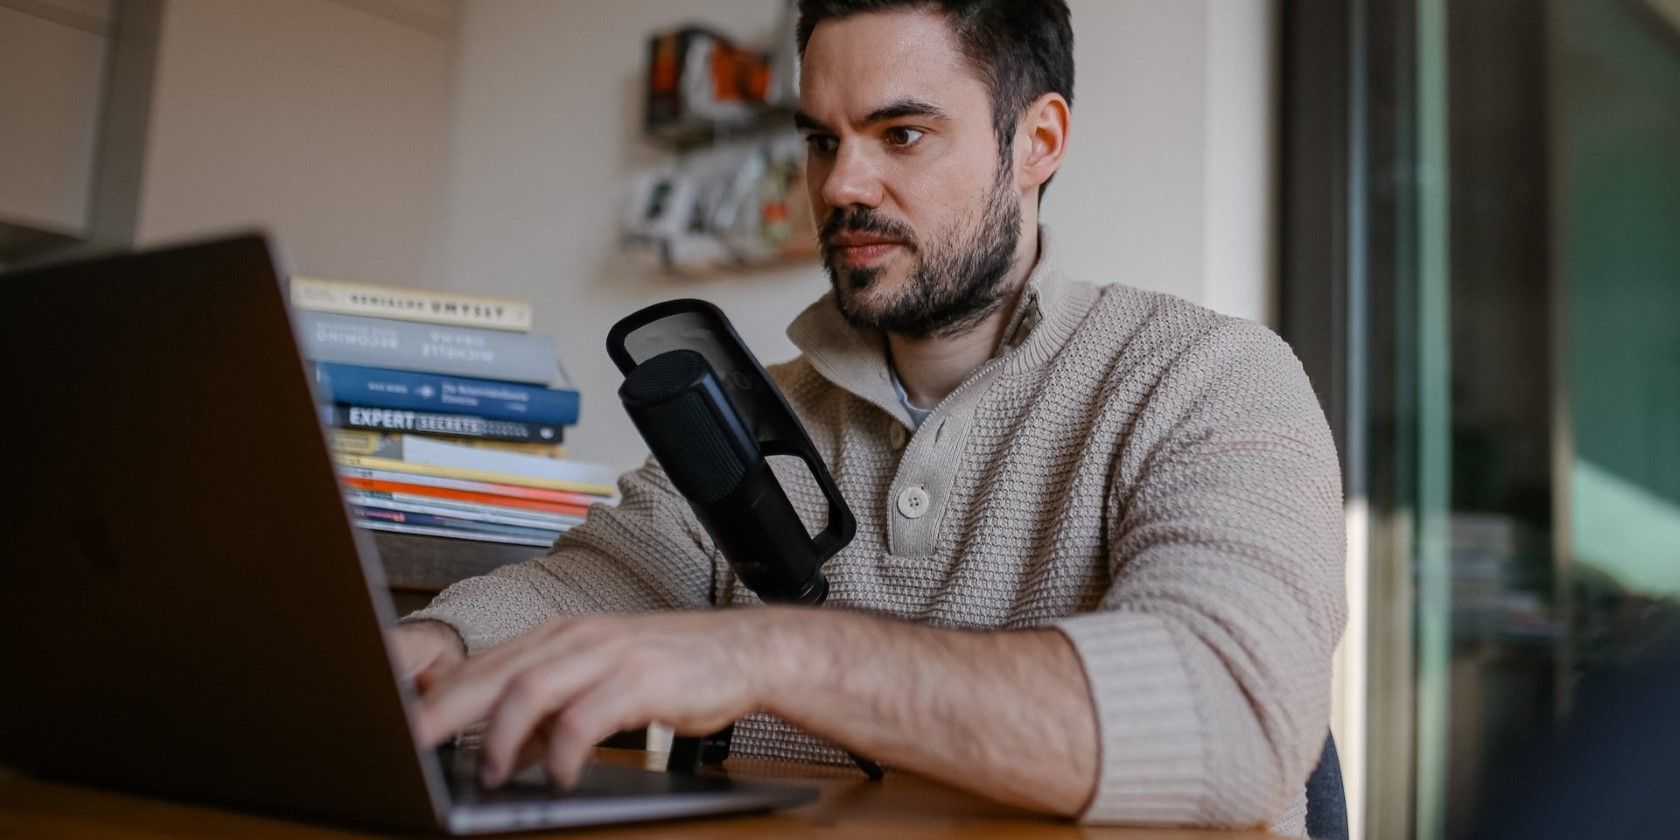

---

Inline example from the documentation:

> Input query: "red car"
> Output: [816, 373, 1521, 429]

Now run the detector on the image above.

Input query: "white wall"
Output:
[0, 1, 110, 236]
[1044, 0, 1275, 326]
[435, 0, 825, 473]
[1201, 0, 1277, 326]
[435, 0, 1279, 473]
[134, 0, 459, 285]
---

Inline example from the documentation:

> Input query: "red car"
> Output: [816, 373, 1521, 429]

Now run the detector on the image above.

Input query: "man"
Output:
[394, 0, 1346, 834]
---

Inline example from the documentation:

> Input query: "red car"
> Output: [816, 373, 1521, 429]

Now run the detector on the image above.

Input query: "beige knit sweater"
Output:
[408, 234, 1346, 836]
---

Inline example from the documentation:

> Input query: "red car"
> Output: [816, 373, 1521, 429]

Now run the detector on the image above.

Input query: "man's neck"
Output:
[887, 227, 1039, 410]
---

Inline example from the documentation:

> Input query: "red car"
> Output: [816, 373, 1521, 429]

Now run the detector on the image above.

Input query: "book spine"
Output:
[340, 476, 590, 517]
[329, 428, 565, 459]
[290, 276, 533, 332]
[352, 503, 563, 535]
[397, 434, 617, 488]
[294, 311, 561, 384]
[343, 491, 580, 530]
[314, 363, 580, 426]
[335, 464, 601, 506]
[321, 405, 563, 444]
[353, 519, 559, 548]
[334, 453, 617, 497]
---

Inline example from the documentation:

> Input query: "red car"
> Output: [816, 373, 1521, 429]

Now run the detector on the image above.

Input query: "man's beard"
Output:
[818, 172, 1022, 340]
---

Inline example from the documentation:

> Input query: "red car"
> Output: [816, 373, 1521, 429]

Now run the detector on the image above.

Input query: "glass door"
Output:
[1418, 2, 1680, 838]
[1282, 2, 1680, 838]
[1551, 0, 1680, 674]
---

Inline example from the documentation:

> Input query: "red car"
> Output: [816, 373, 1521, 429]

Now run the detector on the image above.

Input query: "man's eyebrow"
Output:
[793, 99, 951, 133]
[861, 99, 950, 124]
[793, 111, 829, 132]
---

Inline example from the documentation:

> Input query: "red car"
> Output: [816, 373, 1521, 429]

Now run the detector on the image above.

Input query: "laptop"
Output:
[0, 234, 816, 833]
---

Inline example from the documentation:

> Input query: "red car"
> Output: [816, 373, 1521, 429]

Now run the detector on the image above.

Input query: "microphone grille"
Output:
[621, 351, 746, 503]
[619, 348, 706, 404]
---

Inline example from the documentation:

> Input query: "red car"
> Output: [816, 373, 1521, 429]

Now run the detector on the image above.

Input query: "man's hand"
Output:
[413, 610, 778, 789]
[389, 620, 468, 683]
[410, 607, 1097, 817]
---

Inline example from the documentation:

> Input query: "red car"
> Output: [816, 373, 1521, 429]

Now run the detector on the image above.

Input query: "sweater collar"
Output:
[786, 228, 1086, 424]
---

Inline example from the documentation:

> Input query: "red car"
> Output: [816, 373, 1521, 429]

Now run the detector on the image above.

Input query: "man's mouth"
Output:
[826, 234, 906, 268]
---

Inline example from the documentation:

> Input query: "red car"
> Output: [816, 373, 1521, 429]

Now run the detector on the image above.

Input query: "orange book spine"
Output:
[458, 479, 598, 507]
[341, 477, 591, 518]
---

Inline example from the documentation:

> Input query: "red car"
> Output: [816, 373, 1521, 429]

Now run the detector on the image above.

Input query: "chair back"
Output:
[1305, 732, 1347, 840]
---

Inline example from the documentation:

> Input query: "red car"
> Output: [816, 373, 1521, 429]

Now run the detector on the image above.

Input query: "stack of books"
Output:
[290, 276, 617, 547]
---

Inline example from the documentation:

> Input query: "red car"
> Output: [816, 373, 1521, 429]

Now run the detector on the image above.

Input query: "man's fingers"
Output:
[546, 675, 648, 790]
[389, 631, 436, 681]
[477, 648, 618, 786]
[492, 720, 555, 787]
[415, 665, 522, 746]
[415, 619, 583, 745]
[414, 659, 456, 694]
[518, 720, 555, 770]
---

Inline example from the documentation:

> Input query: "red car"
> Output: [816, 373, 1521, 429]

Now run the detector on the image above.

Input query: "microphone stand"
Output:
[664, 578, 884, 780]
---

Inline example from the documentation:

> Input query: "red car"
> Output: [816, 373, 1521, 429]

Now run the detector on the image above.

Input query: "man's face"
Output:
[797, 11, 1023, 339]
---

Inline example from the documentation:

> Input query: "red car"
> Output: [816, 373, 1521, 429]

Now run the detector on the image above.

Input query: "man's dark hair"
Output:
[796, 0, 1074, 197]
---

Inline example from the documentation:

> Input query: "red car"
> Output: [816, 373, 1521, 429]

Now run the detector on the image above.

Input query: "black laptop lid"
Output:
[0, 235, 446, 831]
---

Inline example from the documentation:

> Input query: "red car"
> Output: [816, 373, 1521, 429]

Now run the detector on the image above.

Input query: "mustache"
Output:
[819, 208, 916, 246]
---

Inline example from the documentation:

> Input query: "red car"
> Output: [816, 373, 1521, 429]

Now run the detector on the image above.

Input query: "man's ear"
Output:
[1015, 92, 1070, 194]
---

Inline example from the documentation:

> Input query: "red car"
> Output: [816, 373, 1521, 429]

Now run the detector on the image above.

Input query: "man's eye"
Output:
[805, 134, 838, 155]
[885, 127, 925, 147]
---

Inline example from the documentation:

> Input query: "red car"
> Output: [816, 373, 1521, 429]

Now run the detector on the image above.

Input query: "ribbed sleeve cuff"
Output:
[1053, 610, 1211, 824]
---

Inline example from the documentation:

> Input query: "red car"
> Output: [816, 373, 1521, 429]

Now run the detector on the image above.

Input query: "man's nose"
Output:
[820, 145, 884, 210]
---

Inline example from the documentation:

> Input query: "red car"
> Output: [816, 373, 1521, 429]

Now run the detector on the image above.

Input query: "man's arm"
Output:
[412, 606, 1097, 815]
[399, 457, 720, 655]
[1053, 319, 1347, 827]
[759, 611, 1098, 815]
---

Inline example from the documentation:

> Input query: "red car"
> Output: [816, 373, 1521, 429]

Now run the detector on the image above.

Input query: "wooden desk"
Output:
[0, 749, 1282, 839]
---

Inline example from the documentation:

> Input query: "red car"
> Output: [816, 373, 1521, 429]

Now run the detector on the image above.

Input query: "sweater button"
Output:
[889, 424, 909, 449]
[896, 486, 929, 519]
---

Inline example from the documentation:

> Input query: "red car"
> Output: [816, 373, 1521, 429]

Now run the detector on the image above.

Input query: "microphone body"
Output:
[617, 348, 830, 604]
[692, 460, 830, 604]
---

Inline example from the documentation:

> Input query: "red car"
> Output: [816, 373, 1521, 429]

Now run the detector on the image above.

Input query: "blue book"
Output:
[314, 362, 580, 426]
[319, 403, 563, 443]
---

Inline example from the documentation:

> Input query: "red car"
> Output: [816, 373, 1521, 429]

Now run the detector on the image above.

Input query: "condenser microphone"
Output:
[608, 300, 880, 780]
[618, 348, 830, 604]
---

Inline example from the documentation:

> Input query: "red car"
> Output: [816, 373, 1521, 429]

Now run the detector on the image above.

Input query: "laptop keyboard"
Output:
[438, 742, 741, 807]
[439, 743, 563, 802]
